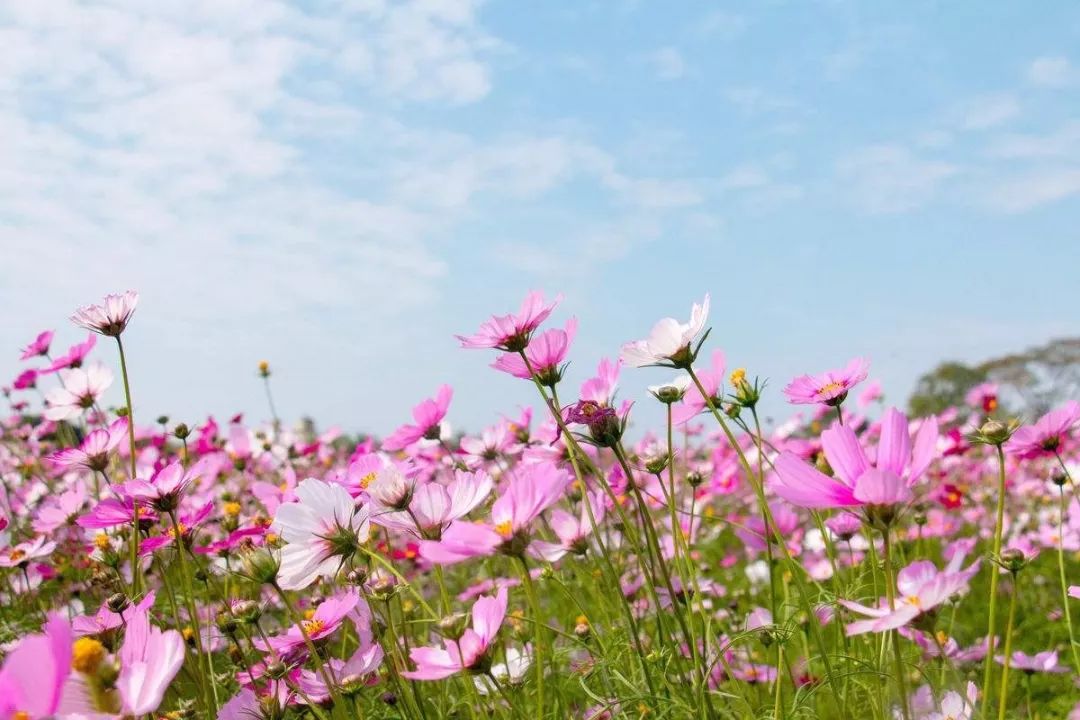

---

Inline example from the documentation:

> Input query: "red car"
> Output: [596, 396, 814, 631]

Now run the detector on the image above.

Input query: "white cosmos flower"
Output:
[43, 363, 114, 421]
[273, 478, 370, 590]
[474, 646, 532, 694]
[620, 294, 710, 367]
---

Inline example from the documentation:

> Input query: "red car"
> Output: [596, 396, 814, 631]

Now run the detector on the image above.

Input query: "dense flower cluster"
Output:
[0, 290, 1078, 720]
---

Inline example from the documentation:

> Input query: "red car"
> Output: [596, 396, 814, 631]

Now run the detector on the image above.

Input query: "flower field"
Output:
[1, 290, 1078, 719]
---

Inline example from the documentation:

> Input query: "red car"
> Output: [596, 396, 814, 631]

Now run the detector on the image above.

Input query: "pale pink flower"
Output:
[373, 469, 493, 539]
[403, 587, 508, 680]
[782, 357, 869, 406]
[621, 294, 710, 368]
[382, 385, 453, 451]
[257, 588, 360, 656]
[456, 291, 561, 352]
[70, 290, 139, 337]
[530, 491, 606, 562]
[996, 650, 1068, 673]
[0, 536, 57, 568]
[50, 417, 129, 473]
[0, 613, 72, 719]
[32, 486, 88, 534]
[673, 350, 725, 424]
[273, 478, 371, 590]
[73, 591, 156, 637]
[123, 460, 198, 511]
[43, 363, 113, 421]
[1007, 401, 1080, 459]
[40, 334, 96, 374]
[117, 605, 186, 715]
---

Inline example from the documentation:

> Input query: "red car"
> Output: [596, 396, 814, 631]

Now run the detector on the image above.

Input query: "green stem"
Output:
[980, 445, 1008, 718]
[996, 574, 1019, 720]
[1057, 485, 1080, 675]
[272, 582, 347, 712]
[116, 336, 140, 595]
[166, 511, 216, 712]
[882, 530, 910, 720]
[517, 557, 546, 720]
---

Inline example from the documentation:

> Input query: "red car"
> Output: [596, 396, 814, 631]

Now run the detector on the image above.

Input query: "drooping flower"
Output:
[42, 363, 113, 421]
[456, 291, 561, 352]
[782, 357, 870, 406]
[620, 294, 710, 368]
[273, 478, 371, 590]
[839, 552, 980, 635]
[403, 587, 508, 680]
[382, 385, 453, 451]
[19, 330, 54, 361]
[492, 317, 577, 385]
[117, 605, 186, 715]
[770, 407, 938, 516]
[70, 290, 139, 337]
[1006, 401, 1080, 459]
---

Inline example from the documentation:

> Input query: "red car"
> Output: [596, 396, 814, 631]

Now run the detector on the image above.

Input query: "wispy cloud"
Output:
[1027, 56, 1075, 88]
[646, 47, 686, 81]
[836, 145, 958, 214]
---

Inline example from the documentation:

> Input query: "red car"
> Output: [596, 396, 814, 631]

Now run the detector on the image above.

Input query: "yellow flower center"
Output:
[223, 502, 241, 517]
[167, 523, 188, 539]
[730, 368, 747, 386]
[14, 712, 31, 720]
[94, 533, 111, 551]
[182, 626, 195, 641]
[818, 381, 844, 396]
[935, 630, 948, 646]
[495, 521, 513, 538]
[72, 637, 107, 673]
[575, 614, 589, 627]
[8, 549, 25, 562]
[359, 472, 377, 489]
[904, 595, 921, 608]
[302, 619, 325, 635]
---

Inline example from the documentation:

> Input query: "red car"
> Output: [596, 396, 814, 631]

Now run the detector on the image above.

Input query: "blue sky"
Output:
[2, 1, 1079, 435]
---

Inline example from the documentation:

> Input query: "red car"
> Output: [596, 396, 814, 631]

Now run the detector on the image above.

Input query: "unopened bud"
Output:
[437, 613, 469, 640]
[173, 423, 191, 439]
[106, 592, 130, 614]
[980, 420, 1010, 445]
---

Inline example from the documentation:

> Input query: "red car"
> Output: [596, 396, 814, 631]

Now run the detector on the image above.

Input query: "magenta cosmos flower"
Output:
[382, 385, 453, 451]
[257, 588, 360, 656]
[783, 357, 869, 406]
[771, 407, 937, 513]
[0, 613, 72, 719]
[996, 650, 1068, 673]
[456, 291, 561, 352]
[621, 294, 710, 368]
[839, 552, 980, 635]
[41, 334, 96, 374]
[19, 330, 54, 361]
[50, 417, 128, 472]
[124, 460, 199, 511]
[492, 316, 577, 384]
[1006, 401, 1080, 459]
[403, 587, 508, 680]
[70, 290, 139, 337]
[373, 469, 494, 540]
[419, 462, 569, 564]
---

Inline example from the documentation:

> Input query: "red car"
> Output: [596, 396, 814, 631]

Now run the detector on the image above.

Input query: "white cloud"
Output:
[1027, 56, 1074, 87]
[646, 47, 686, 81]
[836, 145, 958, 214]
[984, 169, 1080, 213]
[955, 94, 1020, 130]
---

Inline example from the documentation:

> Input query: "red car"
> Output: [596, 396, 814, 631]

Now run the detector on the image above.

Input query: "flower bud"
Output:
[173, 423, 191, 440]
[980, 420, 1010, 445]
[686, 471, 704, 488]
[999, 548, 1027, 574]
[437, 613, 469, 640]
[240, 547, 280, 585]
[106, 592, 130, 614]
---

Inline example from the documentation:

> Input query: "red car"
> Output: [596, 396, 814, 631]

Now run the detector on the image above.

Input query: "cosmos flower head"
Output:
[70, 290, 139, 337]
[783, 357, 870, 407]
[19, 330, 54, 361]
[456, 291, 562, 352]
[620, 294, 710, 369]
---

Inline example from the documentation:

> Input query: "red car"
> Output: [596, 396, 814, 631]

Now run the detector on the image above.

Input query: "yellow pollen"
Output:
[904, 595, 921, 608]
[223, 502, 241, 517]
[302, 619, 325, 635]
[72, 637, 107, 673]
[8, 549, 25, 562]
[279, 482, 289, 492]
[818, 381, 844, 396]
[167, 523, 188, 539]
[265, 532, 279, 545]
[94, 533, 111, 551]
[182, 626, 195, 641]
[14, 712, 30, 720]
[494, 521, 513, 538]
[575, 614, 589, 627]
[730, 368, 747, 386]
[258, 361, 270, 373]
[987, 398, 998, 411]
[935, 630, 948, 646]
[303, 608, 316, 620]
[402, 599, 415, 612]
[359, 472, 377, 489]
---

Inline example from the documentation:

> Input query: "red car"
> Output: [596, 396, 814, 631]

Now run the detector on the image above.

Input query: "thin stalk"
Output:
[1057, 485, 1080, 674]
[980, 445, 1008, 717]
[116, 335, 140, 595]
[517, 557, 546, 720]
[996, 574, 1019, 720]
[271, 582, 347, 712]
[882, 529, 911, 720]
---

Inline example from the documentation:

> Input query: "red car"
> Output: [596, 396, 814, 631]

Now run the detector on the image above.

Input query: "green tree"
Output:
[908, 361, 989, 417]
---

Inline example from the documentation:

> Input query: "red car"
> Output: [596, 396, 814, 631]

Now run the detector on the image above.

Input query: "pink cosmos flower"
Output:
[19, 330, 54, 361]
[73, 591, 157, 636]
[419, 463, 569, 564]
[78, 495, 155, 530]
[996, 649, 1068, 673]
[456, 291, 561, 352]
[771, 407, 938, 511]
[1006, 401, 1080, 459]
[124, 460, 198, 511]
[1069, 585, 1080, 600]
[32, 486, 88, 534]
[373, 469, 493, 539]
[257, 588, 360, 656]
[12, 369, 37, 391]
[43, 363, 113, 421]
[50, 417, 129, 473]
[0, 613, 72, 719]
[70, 290, 139, 337]
[382, 385, 453, 451]
[492, 317, 577, 384]
[117, 605, 186, 715]
[138, 502, 214, 556]
[673, 350, 725, 424]
[0, 536, 57, 568]
[782, 357, 870, 406]
[839, 553, 980, 635]
[530, 491, 606, 562]
[40, 334, 96, 374]
[965, 382, 999, 414]
[621, 294, 710, 368]
[273, 478, 371, 590]
[403, 587, 508, 680]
